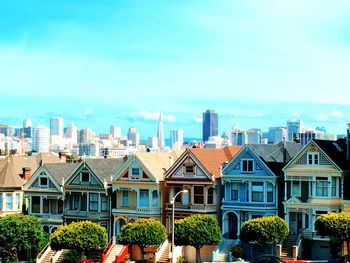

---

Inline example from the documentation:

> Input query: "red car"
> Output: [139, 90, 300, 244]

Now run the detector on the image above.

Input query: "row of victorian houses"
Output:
[1, 138, 350, 259]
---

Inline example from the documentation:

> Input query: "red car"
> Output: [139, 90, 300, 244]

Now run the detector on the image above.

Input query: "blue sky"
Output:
[1, 0, 350, 138]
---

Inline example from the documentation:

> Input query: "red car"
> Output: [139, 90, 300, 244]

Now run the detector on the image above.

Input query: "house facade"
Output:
[283, 139, 350, 259]
[221, 142, 301, 239]
[112, 151, 181, 242]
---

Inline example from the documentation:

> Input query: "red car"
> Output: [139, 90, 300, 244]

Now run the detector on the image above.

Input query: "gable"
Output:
[114, 157, 156, 183]
[222, 146, 275, 177]
[24, 167, 61, 191]
[66, 162, 103, 187]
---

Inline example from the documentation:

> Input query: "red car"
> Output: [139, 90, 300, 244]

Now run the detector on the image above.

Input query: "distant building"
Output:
[23, 118, 32, 128]
[268, 127, 287, 144]
[79, 128, 95, 144]
[148, 136, 158, 149]
[33, 125, 50, 153]
[202, 110, 218, 142]
[127, 126, 140, 147]
[231, 129, 261, 146]
[170, 129, 184, 150]
[0, 125, 13, 137]
[287, 120, 303, 141]
[110, 125, 121, 139]
[50, 117, 64, 137]
[298, 129, 324, 146]
[79, 143, 100, 157]
[157, 113, 165, 148]
[66, 123, 78, 144]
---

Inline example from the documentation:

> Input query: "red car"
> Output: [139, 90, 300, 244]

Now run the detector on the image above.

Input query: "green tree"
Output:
[50, 221, 107, 258]
[118, 218, 166, 260]
[240, 216, 289, 249]
[315, 212, 350, 255]
[0, 214, 47, 261]
[174, 214, 222, 263]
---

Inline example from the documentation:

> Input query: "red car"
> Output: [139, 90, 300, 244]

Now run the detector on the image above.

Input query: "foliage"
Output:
[240, 216, 289, 247]
[315, 211, 350, 254]
[62, 249, 85, 263]
[231, 245, 244, 258]
[174, 214, 222, 263]
[118, 218, 166, 259]
[135, 260, 152, 263]
[330, 238, 343, 259]
[50, 221, 108, 254]
[176, 256, 188, 263]
[0, 214, 47, 260]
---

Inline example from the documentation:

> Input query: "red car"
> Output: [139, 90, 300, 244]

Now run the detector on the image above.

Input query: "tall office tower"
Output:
[157, 112, 165, 148]
[110, 125, 121, 139]
[50, 117, 64, 137]
[66, 123, 78, 144]
[202, 110, 218, 142]
[33, 125, 50, 152]
[299, 129, 325, 146]
[127, 126, 140, 147]
[287, 119, 303, 141]
[23, 118, 32, 128]
[148, 136, 159, 149]
[170, 129, 184, 149]
[268, 127, 287, 144]
[246, 129, 261, 144]
[79, 128, 95, 144]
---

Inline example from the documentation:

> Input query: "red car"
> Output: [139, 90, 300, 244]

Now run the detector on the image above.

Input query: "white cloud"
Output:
[331, 110, 343, 118]
[193, 116, 203, 123]
[132, 111, 176, 122]
[84, 108, 93, 114]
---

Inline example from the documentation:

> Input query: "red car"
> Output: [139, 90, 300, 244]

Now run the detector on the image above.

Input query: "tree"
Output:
[315, 212, 350, 255]
[118, 218, 166, 260]
[240, 216, 289, 249]
[174, 214, 222, 263]
[50, 221, 107, 258]
[0, 214, 47, 261]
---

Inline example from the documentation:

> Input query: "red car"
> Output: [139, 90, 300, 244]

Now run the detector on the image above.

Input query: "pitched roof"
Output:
[190, 146, 243, 178]
[43, 162, 80, 184]
[313, 138, 350, 170]
[136, 150, 184, 181]
[0, 158, 23, 189]
[84, 158, 126, 184]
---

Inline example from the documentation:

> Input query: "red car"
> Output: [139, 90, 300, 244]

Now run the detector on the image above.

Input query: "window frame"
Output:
[89, 193, 99, 211]
[251, 182, 263, 202]
[242, 159, 254, 173]
[39, 177, 49, 188]
[81, 172, 90, 183]
[122, 190, 129, 206]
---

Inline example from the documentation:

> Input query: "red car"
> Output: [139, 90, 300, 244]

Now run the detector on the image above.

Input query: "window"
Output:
[331, 177, 337, 197]
[122, 191, 129, 206]
[39, 177, 48, 187]
[291, 181, 301, 196]
[131, 168, 140, 179]
[51, 200, 58, 214]
[15, 193, 21, 210]
[89, 193, 98, 211]
[185, 165, 195, 174]
[140, 190, 149, 208]
[252, 182, 263, 202]
[101, 195, 108, 211]
[6, 194, 12, 210]
[316, 177, 328, 197]
[267, 183, 273, 202]
[43, 198, 49, 213]
[207, 187, 214, 204]
[58, 199, 63, 214]
[0, 194, 2, 210]
[152, 190, 158, 208]
[194, 186, 204, 204]
[31, 196, 40, 213]
[81, 172, 90, 182]
[308, 153, 319, 165]
[242, 159, 253, 173]
[231, 183, 239, 201]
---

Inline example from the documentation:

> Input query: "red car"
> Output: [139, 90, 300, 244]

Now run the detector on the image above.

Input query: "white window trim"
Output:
[307, 152, 319, 166]
[39, 177, 49, 188]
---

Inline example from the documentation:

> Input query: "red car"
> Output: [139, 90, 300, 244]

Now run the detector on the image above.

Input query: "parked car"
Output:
[252, 255, 281, 263]
[328, 255, 350, 263]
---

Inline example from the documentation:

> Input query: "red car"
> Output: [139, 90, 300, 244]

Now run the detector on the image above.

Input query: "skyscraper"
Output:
[202, 110, 218, 142]
[33, 125, 50, 152]
[127, 126, 140, 147]
[170, 129, 184, 149]
[50, 117, 64, 137]
[287, 119, 303, 141]
[110, 125, 121, 139]
[66, 122, 78, 144]
[157, 112, 165, 148]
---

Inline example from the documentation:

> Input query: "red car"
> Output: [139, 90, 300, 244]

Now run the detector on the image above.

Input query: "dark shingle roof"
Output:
[43, 162, 80, 185]
[85, 158, 126, 184]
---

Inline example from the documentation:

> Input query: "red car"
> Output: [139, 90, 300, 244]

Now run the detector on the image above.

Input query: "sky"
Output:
[1, 0, 350, 139]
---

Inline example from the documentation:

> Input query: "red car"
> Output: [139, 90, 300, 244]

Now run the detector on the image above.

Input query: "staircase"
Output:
[213, 239, 233, 262]
[54, 249, 68, 263]
[41, 248, 55, 263]
[157, 243, 170, 263]
[281, 235, 297, 260]
[104, 244, 125, 263]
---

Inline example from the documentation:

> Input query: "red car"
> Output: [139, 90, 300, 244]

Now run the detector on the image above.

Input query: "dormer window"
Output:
[81, 172, 90, 182]
[39, 177, 48, 187]
[184, 165, 195, 175]
[242, 159, 253, 173]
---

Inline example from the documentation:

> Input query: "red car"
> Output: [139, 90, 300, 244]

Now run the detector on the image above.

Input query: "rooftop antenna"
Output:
[346, 123, 350, 161]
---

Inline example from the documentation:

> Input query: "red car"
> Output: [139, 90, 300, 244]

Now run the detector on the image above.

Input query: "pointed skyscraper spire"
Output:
[157, 111, 165, 148]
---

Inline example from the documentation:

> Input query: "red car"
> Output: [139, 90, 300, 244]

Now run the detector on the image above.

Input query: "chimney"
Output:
[346, 125, 350, 161]
[22, 167, 31, 181]
[169, 156, 174, 168]
[59, 151, 67, 163]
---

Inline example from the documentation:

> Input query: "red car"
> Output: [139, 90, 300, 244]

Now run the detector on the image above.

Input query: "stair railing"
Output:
[51, 249, 64, 263]
[36, 243, 50, 263]
[155, 239, 169, 262]
[292, 233, 302, 259]
[102, 237, 114, 263]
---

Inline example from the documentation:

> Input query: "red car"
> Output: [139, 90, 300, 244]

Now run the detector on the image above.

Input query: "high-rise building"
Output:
[23, 118, 32, 128]
[50, 117, 64, 137]
[170, 129, 184, 149]
[66, 123, 78, 144]
[33, 125, 50, 153]
[287, 119, 303, 141]
[231, 129, 261, 146]
[202, 110, 218, 142]
[127, 126, 140, 147]
[157, 112, 165, 148]
[79, 128, 95, 144]
[299, 129, 324, 146]
[268, 127, 287, 144]
[148, 136, 158, 149]
[110, 125, 121, 139]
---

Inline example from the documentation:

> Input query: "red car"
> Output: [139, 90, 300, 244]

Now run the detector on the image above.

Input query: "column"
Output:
[136, 189, 139, 208]
[204, 186, 208, 205]
[98, 193, 101, 212]
[263, 182, 267, 203]
[190, 186, 194, 205]
[12, 192, 16, 210]
[169, 187, 174, 202]
[40, 196, 43, 214]
[248, 182, 252, 202]
[148, 189, 152, 209]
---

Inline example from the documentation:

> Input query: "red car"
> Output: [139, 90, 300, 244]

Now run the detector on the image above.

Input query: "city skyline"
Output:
[1, 1, 350, 137]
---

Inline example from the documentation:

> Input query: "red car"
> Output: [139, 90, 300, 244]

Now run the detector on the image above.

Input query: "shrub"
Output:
[231, 245, 244, 258]
[176, 256, 188, 263]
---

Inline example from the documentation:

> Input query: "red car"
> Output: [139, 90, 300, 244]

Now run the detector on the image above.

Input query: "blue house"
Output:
[221, 142, 301, 240]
